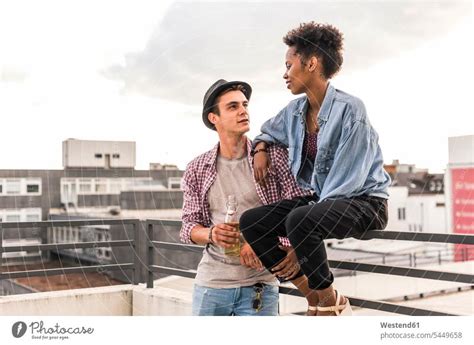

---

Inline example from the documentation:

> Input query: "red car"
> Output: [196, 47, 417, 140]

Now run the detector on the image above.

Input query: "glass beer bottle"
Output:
[224, 195, 240, 256]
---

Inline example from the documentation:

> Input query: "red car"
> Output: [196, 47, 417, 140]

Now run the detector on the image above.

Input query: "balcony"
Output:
[1, 219, 473, 316]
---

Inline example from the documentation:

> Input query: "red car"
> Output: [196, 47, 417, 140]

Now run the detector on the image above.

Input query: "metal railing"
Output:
[0, 219, 141, 284]
[339, 246, 474, 269]
[1, 218, 473, 316]
[146, 219, 474, 316]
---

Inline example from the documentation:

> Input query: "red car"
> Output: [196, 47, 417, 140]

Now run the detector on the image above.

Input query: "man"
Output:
[180, 79, 318, 316]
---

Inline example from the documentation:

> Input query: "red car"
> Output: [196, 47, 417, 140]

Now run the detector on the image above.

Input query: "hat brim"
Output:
[202, 81, 252, 130]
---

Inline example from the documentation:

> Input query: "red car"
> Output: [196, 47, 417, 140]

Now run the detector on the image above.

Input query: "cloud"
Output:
[104, 1, 470, 105]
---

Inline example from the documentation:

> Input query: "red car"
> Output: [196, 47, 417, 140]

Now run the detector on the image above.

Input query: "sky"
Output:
[0, 0, 472, 172]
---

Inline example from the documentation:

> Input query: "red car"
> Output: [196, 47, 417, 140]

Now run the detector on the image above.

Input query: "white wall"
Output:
[386, 186, 408, 231]
[448, 135, 474, 165]
[406, 194, 447, 234]
[132, 285, 192, 316]
[386, 186, 447, 234]
[62, 139, 136, 168]
[0, 285, 132, 316]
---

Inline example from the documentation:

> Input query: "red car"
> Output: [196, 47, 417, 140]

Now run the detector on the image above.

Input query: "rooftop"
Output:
[1, 261, 123, 293]
[1, 218, 473, 316]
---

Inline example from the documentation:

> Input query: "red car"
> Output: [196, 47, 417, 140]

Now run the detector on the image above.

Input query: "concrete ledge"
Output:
[0, 285, 133, 316]
[132, 285, 192, 316]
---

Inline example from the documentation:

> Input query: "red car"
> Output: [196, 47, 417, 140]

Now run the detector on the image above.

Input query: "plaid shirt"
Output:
[180, 137, 312, 245]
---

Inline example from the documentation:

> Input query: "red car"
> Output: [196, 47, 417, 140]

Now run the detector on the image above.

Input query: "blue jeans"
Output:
[192, 284, 279, 316]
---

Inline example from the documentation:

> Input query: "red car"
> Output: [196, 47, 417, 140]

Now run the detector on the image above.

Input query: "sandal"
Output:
[307, 305, 318, 316]
[316, 290, 353, 316]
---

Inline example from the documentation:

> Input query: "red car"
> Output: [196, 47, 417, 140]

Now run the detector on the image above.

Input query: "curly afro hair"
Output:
[283, 22, 344, 79]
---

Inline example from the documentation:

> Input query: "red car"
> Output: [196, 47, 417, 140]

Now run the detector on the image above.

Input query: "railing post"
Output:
[132, 220, 140, 285]
[147, 222, 154, 288]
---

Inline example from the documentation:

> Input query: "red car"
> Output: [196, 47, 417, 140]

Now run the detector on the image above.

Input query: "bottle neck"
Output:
[225, 210, 236, 223]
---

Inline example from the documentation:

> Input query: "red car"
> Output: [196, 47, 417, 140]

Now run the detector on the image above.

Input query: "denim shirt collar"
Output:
[294, 83, 336, 125]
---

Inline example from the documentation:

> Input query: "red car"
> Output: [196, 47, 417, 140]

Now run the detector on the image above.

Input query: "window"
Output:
[26, 214, 40, 222]
[429, 181, 436, 192]
[79, 184, 91, 192]
[170, 182, 181, 189]
[27, 184, 40, 193]
[6, 180, 21, 194]
[112, 154, 120, 159]
[95, 153, 103, 158]
[79, 179, 92, 193]
[397, 207, 406, 220]
[6, 214, 20, 222]
[168, 177, 182, 190]
[95, 180, 107, 193]
[70, 228, 76, 242]
[1, 179, 41, 195]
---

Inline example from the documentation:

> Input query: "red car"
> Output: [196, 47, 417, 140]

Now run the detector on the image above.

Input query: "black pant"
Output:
[240, 195, 388, 290]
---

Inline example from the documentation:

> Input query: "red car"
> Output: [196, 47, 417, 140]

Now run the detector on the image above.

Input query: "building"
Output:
[385, 159, 446, 234]
[1, 139, 184, 267]
[149, 163, 179, 171]
[0, 170, 63, 264]
[445, 135, 474, 261]
[62, 138, 136, 169]
[328, 160, 450, 268]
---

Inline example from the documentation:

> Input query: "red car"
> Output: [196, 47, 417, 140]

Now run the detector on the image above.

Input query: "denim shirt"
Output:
[254, 84, 391, 202]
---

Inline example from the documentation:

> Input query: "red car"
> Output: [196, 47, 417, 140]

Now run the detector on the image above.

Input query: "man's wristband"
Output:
[251, 148, 267, 157]
[208, 226, 215, 244]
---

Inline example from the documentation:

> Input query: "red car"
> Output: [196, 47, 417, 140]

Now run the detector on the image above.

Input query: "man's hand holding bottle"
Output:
[210, 223, 240, 249]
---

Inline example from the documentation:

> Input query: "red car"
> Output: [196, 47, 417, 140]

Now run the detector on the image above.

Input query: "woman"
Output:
[240, 22, 391, 316]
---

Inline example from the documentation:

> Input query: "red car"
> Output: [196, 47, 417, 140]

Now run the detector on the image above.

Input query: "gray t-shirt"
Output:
[194, 155, 277, 289]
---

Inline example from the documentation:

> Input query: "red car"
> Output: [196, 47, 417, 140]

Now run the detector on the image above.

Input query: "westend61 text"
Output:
[380, 322, 420, 329]
[29, 321, 94, 335]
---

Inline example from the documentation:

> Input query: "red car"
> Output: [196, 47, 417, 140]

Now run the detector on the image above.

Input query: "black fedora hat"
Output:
[202, 79, 252, 130]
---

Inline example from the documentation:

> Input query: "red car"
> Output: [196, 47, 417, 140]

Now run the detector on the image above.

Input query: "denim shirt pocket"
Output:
[315, 147, 334, 174]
